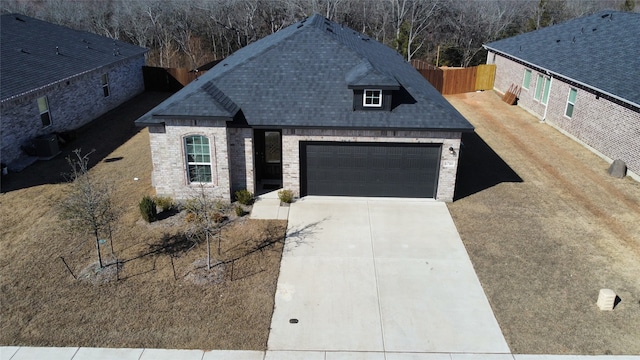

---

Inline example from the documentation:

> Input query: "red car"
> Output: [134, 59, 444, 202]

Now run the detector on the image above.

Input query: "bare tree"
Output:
[58, 149, 118, 269]
[186, 184, 226, 270]
[3, 0, 628, 68]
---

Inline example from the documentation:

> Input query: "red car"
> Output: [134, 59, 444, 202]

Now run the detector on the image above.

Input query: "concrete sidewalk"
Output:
[268, 197, 509, 353]
[250, 189, 289, 220]
[3, 347, 640, 360]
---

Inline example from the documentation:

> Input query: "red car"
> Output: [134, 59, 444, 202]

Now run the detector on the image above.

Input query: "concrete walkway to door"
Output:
[268, 197, 510, 354]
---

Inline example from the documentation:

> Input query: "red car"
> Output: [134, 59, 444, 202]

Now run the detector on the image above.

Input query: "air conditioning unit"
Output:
[33, 134, 60, 158]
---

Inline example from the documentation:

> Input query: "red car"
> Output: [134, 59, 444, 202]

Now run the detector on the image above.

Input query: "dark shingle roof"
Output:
[485, 11, 640, 107]
[1, 13, 147, 101]
[137, 14, 472, 131]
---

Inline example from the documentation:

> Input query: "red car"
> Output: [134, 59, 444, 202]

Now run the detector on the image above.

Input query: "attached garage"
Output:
[300, 142, 441, 198]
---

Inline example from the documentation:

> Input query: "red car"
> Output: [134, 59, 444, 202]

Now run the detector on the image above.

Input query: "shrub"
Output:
[212, 212, 226, 223]
[234, 189, 253, 205]
[185, 212, 197, 223]
[235, 205, 245, 217]
[154, 196, 175, 212]
[278, 189, 294, 204]
[139, 196, 157, 223]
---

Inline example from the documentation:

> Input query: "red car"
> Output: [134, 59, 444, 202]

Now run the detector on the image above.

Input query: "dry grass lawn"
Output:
[0, 92, 286, 350]
[446, 91, 640, 355]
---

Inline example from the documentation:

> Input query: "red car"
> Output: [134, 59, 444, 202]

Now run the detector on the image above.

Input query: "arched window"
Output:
[184, 135, 212, 183]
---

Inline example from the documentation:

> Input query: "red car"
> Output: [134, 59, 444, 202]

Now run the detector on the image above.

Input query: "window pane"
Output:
[523, 70, 531, 88]
[568, 88, 577, 103]
[541, 77, 551, 104]
[101, 74, 108, 85]
[363, 89, 382, 107]
[37, 97, 48, 112]
[534, 75, 543, 100]
[185, 136, 212, 182]
[103, 85, 109, 97]
[188, 165, 212, 182]
[40, 112, 51, 127]
[565, 103, 574, 117]
[265, 132, 281, 163]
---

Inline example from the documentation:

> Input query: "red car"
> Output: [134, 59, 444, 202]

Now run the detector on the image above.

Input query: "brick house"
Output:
[0, 14, 147, 167]
[485, 11, 640, 179]
[135, 14, 473, 202]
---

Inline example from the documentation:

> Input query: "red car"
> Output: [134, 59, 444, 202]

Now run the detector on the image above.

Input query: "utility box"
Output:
[597, 289, 617, 311]
[33, 134, 60, 158]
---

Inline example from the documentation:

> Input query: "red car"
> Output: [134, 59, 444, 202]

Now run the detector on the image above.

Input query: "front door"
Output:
[255, 129, 282, 183]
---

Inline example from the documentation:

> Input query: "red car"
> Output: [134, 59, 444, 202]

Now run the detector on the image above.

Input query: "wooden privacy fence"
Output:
[143, 66, 207, 92]
[411, 60, 496, 95]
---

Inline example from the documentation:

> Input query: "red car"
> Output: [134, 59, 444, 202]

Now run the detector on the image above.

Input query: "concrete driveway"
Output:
[268, 197, 510, 354]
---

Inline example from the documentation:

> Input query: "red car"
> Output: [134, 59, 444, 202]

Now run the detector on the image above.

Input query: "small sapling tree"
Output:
[59, 149, 118, 268]
[186, 183, 226, 270]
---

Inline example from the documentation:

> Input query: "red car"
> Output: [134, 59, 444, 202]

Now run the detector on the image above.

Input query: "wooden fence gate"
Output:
[411, 60, 496, 95]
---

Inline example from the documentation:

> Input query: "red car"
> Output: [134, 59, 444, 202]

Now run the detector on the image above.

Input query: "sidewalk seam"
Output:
[367, 200, 387, 357]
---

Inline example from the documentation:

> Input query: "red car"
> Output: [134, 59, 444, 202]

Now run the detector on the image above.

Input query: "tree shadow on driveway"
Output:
[453, 131, 523, 201]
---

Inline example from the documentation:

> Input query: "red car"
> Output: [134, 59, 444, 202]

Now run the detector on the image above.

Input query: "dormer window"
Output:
[363, 89, 382, 107]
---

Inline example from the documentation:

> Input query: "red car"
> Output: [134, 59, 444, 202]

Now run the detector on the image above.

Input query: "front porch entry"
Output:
[254, 129, 283, 196]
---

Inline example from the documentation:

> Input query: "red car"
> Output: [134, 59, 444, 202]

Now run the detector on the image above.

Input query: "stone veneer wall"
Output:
[0, 55, 145, 164]
[489, 52, 640, 176]
[148, 120, 231, 201]
[280, 128, 462, 202]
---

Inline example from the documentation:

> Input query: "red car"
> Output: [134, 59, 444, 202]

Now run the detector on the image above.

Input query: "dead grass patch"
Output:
[0, 93, 287, 350]
[446, 91, 640, 355]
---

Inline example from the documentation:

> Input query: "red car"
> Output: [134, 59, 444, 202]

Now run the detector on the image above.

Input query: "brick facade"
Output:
[227, 128, 254, 196]
[0, 55, 145, 165]
[148, 126, 462, 202]
[489, 52, 640, 177]
[148, 120, 231, 200]
[281, 129, 462, 202]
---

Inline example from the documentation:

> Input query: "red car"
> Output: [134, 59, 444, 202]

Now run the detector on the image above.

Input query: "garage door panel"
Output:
[301, 142, 440, 198]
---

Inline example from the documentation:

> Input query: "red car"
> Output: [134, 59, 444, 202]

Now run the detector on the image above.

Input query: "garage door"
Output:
[300, 142, 441, 198]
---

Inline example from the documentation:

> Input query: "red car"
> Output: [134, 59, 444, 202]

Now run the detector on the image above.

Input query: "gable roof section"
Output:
[137, 14, 472, 132]
[485, 11, 640, 108]
[1, 13, 147, 102]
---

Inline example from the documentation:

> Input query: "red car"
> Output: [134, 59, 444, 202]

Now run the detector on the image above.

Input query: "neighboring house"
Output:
[1, 13, 147, 166]
[135, 14, 473, 202]
[485, 11, 640, 179]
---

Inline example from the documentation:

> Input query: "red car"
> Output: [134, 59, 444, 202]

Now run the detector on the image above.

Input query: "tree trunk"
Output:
[206, 231, 211, 270]
[94, 230, 103, 268]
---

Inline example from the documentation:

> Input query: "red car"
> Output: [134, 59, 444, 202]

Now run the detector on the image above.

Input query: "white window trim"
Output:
[363, 89, 382, 108]
[534, 74, 544, 101]
[564, 88, 577, 118]
[522, 69, 532, 90]
[37, 96, 51, 128]
[184, 135, 214, 184]
[101, 73, 110, 97]
[541, 77, 552, 105]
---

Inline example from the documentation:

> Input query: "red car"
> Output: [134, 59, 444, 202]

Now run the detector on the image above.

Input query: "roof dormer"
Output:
[346, 60, 400, 111]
